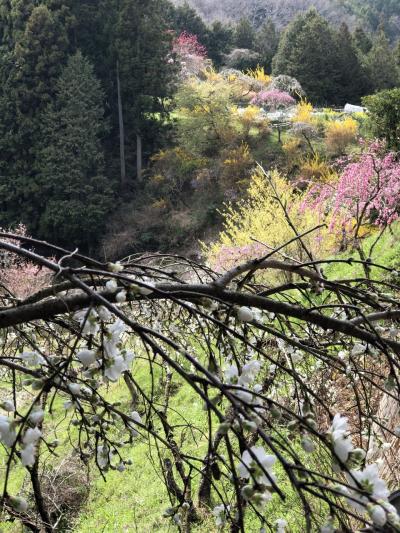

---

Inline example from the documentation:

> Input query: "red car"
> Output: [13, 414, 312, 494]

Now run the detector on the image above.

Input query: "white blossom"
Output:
[224, 364, 239, 384]
[77, 349, 97, 366]
[1, 400, 15, 412]
[351, 343, 367, 356]
[20, 351, 45, 367]
[301, 436, 316, 453]
[21, 443, 36, 467]
[129, 411, 142, 437]
[105, 279, 118, 292]
[237, 307, 254, 323]
[23, 427, 42, 445]
[347, 464, 390, 513]
[238, 360, 261, 387]
[21, 428, 42, 467]
[116, 290, 127, 303]
[0, 415, 16, 447]
[68, 383, 81, 395]
[108, 262, 124, 273]
[369, 505, 387, 527]
[237, 446, 277, 487]
[329, 414, 354, 464]
[104, 356, 127, 382]
[9, 496, 28, 513]
[275, 518, 287, 532]
[29, 409, 44, 425]
[212, 504, 228, 527]
[97, 306, 112, 321]
[97, 444, 111, 469]
[76, 309, 100, 336]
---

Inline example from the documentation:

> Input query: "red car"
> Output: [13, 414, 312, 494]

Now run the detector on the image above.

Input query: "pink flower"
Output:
[251, 89, 295, 109]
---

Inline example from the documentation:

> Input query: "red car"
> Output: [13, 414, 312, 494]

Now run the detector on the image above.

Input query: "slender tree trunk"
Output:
[117, 61, 127, 187]
[136, 133, 142, 181]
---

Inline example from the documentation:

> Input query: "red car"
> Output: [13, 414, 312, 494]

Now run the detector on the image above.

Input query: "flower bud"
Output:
[9, 496, 28, 513]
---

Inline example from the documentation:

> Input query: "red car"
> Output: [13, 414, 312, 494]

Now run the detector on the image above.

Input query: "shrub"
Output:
[325, 117, 358, 155]
[363, 88, 400, 151]
[291, 100, 314, 124]
[299, 154, 336, 182]
[0, 224, 52, 300]
[303, 141, 400, 243]
[245, 66, 271, 86]
[205, 169, 335, 277]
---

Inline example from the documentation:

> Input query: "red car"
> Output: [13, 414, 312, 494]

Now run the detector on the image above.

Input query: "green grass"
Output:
[324, 222, 400, 281]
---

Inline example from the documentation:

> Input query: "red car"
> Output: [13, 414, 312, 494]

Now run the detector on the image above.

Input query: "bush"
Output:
[325, 117, 358, 155]
[363, 88, 400, 151]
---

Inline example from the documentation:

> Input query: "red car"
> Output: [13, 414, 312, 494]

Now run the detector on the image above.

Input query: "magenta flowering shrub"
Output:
[303, 142, 400, 234]
[251, 89, 295, 109]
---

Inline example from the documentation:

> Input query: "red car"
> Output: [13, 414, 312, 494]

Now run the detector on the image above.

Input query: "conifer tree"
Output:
[255, 19, 279, 73]
[234, 17, 255, 50]
[206, 21, 233, 67]
[168, 0, 208, 46]
[395, 40, 400, 68]
[35, 52, 113, 250]
[272, 9, 341, 104]
[334, 23, 370, 103]
[365, 29, 399, 92]
[353, 26, 372, 55]
[116, 0, 177, 182]
[0, 4, 70, 229]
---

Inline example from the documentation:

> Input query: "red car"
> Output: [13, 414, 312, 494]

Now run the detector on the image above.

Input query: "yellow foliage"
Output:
[205, 170, 335, 279]
[282, 138, 304, 166]
[292, 100, 314, 124]
[300, 155, 337, 182]
[151, 199, 168, 211]
[246, 66, 271, 86]
[241, 105, 262, 124]
[149, 173, 166, 185]
[203, 66, 222, 82]
[220, 143, 253, 188]
[325, 117, 358, 155]
[223, 143, 251, 166]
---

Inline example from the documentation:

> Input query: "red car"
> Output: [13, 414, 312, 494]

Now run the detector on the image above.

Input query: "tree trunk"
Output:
[136, 133, 142, 181]
[117, 61, 127, 188]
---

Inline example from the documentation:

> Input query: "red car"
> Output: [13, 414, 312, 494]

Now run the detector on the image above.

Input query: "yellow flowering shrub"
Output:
[300, 155, 337, 182]
[246, 66, 271, 86]
[205, 170, 336, 280]
[292, 100, 314, 124]
[325, 117, 358, 155]
[235, 105, 270, 138]
[282, 137, 304, 167]
[220, 143, 253, 189]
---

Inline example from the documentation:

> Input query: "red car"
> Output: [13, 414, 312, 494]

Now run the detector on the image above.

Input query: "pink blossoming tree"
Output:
[172, 32, 208, 79]
[251, 89, 295, 109]
[0, 225, 51, 299]
[303, 141, 400, 267]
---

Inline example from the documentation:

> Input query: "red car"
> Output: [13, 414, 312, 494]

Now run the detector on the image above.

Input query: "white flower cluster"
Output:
[75, 310, 135, 383]
[0, 414, 16, 447]
[237, 446, 277, 510]
[212, 504, 229, 527]
[328, 414, 400, 529]
[103, 319, 134, 382]
[1, 394, 44, 464]
[225, 358, 262, 395]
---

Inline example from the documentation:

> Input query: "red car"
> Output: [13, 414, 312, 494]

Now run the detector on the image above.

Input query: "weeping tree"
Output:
[1, 186, 400, 532]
